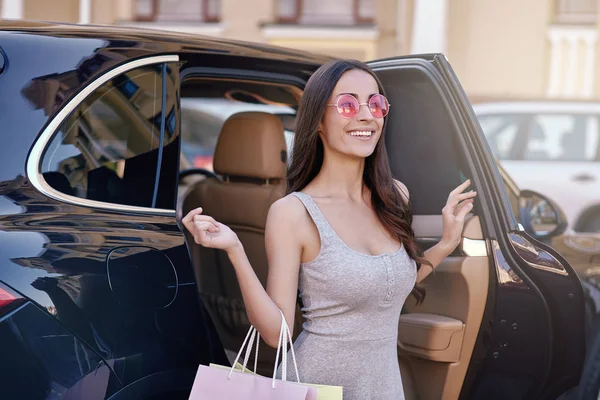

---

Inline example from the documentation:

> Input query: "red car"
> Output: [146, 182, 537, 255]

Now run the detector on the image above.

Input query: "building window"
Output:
[277, 0, 375, 25]
[554, 0, 597, 24]
[135, 0, 220, 22]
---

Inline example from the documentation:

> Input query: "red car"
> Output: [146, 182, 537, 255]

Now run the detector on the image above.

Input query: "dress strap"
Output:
[290, 192, 336, 241]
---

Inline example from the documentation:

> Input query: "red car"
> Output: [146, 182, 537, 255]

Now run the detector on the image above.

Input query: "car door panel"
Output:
[402, 256, 490, 399]
[368, 57, 502, 399]
[397, 216, 490, 400]
[430, 55, 586, 399]
[369, 55, 586, 399]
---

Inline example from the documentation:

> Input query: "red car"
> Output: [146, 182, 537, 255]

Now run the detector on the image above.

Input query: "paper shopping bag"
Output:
[190, 364, 317, 399]
[211, 362, 343, 400]
[210, 362, 257, 374]
[304, 383, 343, 400]
[190, 309, 338, 399]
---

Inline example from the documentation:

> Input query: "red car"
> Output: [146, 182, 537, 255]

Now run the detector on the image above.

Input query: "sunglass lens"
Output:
[337, 95, 359, 118]
[369, 94, 389, 118]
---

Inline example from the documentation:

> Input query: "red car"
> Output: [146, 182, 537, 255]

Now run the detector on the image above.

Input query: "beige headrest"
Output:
[213, 112, 287, 180]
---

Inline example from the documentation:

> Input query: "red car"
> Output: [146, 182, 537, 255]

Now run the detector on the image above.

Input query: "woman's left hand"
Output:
[441, 179, 477, 249]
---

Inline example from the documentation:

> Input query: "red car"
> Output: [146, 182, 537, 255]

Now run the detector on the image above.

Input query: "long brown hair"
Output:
[287, 59, 429, 303]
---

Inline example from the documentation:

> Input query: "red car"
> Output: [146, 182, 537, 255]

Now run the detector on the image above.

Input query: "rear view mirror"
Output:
[519, 189, 568, 240]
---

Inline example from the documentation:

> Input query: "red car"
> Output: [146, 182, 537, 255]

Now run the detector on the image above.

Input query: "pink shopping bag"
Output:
[189, 309, 319, 400]
[189, 364, 317, 399]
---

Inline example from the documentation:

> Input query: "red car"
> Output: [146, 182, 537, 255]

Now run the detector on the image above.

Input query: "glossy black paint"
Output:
[471, 241, 550, 399]
[1, 301, 118, 399]
[507, 231, 586, 399]
[106, 246, 178, 310]
[0, 184, 228, 398]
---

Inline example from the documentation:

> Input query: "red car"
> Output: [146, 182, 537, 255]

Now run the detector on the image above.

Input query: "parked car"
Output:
[472, 99, 600, 233]
[0, 22, 589, 400]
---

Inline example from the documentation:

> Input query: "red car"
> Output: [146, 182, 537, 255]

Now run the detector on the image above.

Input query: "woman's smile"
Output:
[347, 128, 376, 140]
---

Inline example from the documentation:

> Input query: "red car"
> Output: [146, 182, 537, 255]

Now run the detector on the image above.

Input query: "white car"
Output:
[472, 101, 600, 232]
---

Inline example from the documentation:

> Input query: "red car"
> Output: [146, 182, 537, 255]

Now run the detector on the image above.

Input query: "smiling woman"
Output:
[182, 59, 476, 400]
[286, 60, 431, 299]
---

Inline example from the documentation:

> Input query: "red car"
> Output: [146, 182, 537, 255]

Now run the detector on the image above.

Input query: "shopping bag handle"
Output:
[273, 309, 300, 386]
[229, 325, 259, 377]
[228, 309, 300, 389]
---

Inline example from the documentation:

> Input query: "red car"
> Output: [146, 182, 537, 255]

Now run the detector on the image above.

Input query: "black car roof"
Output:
[0, 20, 334, 66]
[0, 21, 333, 182]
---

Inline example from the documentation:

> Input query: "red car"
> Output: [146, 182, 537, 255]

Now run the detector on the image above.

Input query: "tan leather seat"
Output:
[182, 111, 298, 375]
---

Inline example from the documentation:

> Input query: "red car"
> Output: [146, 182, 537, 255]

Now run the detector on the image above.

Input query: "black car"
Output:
[0, 21, 590, 400]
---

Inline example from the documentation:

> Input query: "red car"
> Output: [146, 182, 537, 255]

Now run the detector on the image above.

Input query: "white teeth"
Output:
[350, 131, 372, 137]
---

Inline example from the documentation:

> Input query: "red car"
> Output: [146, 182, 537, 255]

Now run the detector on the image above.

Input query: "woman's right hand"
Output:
[182, 207, 240, 252]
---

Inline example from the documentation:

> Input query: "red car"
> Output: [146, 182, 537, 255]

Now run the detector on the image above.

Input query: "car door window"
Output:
[524, 114, 599, 161]
[376, 70, 470, 214]
[41, 64, 175, 209]
[477, 114, 523, 160]
[179, 80, 299, 172]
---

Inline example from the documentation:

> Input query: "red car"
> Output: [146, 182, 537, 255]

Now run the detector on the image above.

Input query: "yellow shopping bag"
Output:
[304, 383, 343, 400]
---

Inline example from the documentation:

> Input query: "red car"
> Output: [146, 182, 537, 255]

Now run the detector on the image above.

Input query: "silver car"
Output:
[473, 100, 600, 232]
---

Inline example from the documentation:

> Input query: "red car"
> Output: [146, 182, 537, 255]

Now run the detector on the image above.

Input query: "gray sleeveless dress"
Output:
[280, 192, 418, 400]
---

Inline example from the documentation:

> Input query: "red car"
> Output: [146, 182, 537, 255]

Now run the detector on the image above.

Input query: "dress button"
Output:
[387, 290, 393, 296]
[389, 279, 395, 284]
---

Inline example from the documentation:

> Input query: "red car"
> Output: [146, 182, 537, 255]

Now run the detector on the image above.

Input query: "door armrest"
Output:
[398, 313, 465, 362]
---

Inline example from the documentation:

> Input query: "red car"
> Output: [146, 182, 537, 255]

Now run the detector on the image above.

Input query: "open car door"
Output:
[367, 54, 586, 400]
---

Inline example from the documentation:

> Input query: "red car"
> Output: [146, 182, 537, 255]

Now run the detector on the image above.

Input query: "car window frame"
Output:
[26, 55, 180, 216]
[178, 67, 305, 171]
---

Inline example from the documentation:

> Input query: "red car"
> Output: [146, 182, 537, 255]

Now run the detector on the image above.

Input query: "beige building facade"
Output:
[2, 0, 600, 100]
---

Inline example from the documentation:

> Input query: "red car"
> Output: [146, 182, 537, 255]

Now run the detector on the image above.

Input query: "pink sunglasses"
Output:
[326, 93, 390, 119]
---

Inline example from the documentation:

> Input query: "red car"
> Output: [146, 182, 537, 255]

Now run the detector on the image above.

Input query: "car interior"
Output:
[176, 66, 494, 400]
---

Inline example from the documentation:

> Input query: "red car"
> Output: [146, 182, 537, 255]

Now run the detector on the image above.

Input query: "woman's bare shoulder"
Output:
[267, 193, 309, 227]
[265, 194, 312, 250]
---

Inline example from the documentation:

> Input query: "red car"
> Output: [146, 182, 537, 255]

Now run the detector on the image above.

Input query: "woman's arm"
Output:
[417, 242, 456, 283]
[182, 196, 304, 348]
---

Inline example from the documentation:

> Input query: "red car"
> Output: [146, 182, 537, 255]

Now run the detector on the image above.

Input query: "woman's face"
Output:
[318, 69, 385, 159]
